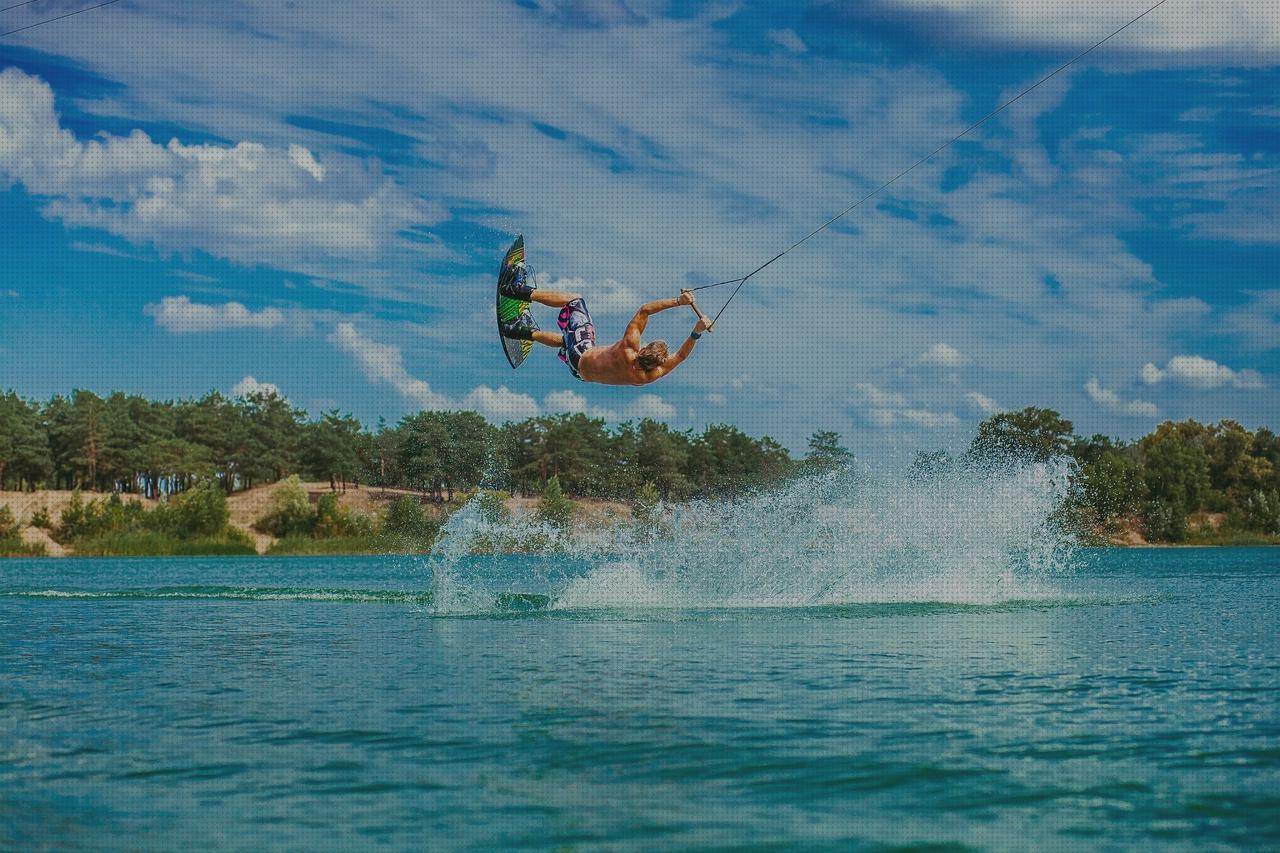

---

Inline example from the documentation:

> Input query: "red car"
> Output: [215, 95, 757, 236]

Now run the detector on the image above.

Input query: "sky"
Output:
[0, 0, 1277, 459]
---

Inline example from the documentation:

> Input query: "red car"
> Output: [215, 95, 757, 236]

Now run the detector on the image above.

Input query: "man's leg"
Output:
[532, 330, 562, 348]
[529, 290, 581, 308]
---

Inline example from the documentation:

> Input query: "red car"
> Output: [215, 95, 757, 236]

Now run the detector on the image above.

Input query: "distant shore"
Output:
[0, 485, 633, 558]
[1, 487, 1275, 557]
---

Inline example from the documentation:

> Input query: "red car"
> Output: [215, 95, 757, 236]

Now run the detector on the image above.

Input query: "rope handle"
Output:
[680, 289, 714, 332]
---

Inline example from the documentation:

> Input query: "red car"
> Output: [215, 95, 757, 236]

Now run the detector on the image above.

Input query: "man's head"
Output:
[637, 341, 669, 371]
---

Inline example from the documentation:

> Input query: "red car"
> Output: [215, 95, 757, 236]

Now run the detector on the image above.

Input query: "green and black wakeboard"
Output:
[496, 235, 538, 369]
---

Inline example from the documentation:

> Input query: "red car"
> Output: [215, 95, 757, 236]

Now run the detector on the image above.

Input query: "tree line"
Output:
[0, 389, 809, 501]
[930, 407, 1280, 542]
[1, 389, 1277, 542]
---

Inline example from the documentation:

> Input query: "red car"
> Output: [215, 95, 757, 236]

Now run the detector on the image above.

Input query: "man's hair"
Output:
[637, 341, 669, 371]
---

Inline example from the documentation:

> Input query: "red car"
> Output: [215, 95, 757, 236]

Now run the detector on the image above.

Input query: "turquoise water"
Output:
[2, 548, 1277, 850]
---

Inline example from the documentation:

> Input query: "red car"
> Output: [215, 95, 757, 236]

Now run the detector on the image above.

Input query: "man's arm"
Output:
[623, 294, 690, 348]
[650, 317, 711, 379]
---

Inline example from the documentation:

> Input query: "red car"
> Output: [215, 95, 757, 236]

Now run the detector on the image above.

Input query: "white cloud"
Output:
[900, 409, 961, 429]
[707, 392, 727, 406]
[965, 391, 1000, 414]
[0, 68, 435, 286]
[1222, 291, 1280, 352]
[329, 322, 451, 410]
[2, 289, 18, 298]
[68, 241, 146, 260]
[767, 28, 807, 53]
[544, 389, 589, 414]
[855, 0, 1280, 64]
[853, 383, 907, 410]
[168, 269, 220, 284]
[543, 389, 618, 420]
[463, 385, 541, 421]
[916, 342, 966, 367]
[1085, 378, 1158, 417]
[232, 376, 282, 398]
[624, 394, 677, 421]
[1140, 355, 1265, 390]
[330, 321, 542, 419]
[12, 2, 1278, 445]
[146, 296, 283, 333]
[533, 273, 641, 316]
[850, 383, 959, 429]
[1178, 107, 1220, 123]
[287, 144, 325, 181]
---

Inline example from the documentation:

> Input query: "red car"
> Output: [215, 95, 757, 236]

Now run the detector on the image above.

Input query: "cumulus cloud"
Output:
[850, 383, 960, 429]
[146, 296, 283, 333]
[330, 322, 540, 419]
[624, 394, 677, 421]
[462, 385, 541, 421]
[0, 68, 435, 283]
[533, 273, 641, 316]
[544, 389, 618, 420]
[287, 144, 325, 181]
[965, 391, 1000, 414]
[232, 376, 282, 399]
[1141, 355, 1265, 390]
[916, 342, 966, 367]
[1085, 378, 1158, 417]
[12, 2, 1277, 445]
[329, 322, 452, 410]
[543, 389, 678, 424]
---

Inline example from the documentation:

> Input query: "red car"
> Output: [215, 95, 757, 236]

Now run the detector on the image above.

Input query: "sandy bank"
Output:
[1, 485, 632, 556]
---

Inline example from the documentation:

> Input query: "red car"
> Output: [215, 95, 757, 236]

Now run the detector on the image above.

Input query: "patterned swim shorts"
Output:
[557, 298, 596, 381]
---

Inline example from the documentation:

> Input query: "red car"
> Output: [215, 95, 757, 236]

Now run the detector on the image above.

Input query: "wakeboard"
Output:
[496, 235, 538, 369]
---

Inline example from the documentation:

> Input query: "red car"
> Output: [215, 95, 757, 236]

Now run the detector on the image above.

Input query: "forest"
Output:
[0, 388, 1278, 547]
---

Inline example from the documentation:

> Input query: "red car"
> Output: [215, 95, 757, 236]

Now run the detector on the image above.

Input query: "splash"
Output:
[429, 460, 1079, 612]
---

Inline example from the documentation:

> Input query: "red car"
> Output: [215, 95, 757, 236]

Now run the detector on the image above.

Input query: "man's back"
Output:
[580, 294, 709, 385]
[579, 340, 656, 386]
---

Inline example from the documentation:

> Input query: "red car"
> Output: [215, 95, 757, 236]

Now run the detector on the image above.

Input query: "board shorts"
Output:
[557, 298, 596, 381]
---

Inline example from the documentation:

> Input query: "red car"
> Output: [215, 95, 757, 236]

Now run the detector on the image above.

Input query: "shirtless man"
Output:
[500, 265, 710, 385]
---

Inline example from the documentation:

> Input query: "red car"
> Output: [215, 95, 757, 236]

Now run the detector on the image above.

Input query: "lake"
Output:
[1, 545, 1277, 850]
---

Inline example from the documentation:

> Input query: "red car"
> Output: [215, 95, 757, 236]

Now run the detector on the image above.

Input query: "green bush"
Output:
[70, 530, 255, 557]
[58, 492, 147, 542]
[382, 495, 434, 538]
[1242, 490, 1280, 535]
[1145, 499, 1187, 543]
[0, 537, 46, 557]
[536, 476, 574, 530]
[0, 506, 17, 538]
[167, 481, 230, 537]
[55, 482, 237, 552]
[28, 506, 53, 530]
[255, 476, 316, 537]
[472, 490, 511, 524]
[313, 492, 375, 539]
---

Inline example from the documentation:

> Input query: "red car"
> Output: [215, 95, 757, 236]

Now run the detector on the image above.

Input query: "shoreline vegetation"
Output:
[0, 388, 1277, 557]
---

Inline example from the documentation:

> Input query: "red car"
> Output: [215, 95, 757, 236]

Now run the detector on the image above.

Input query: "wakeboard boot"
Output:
[499, 262, 535, 302]
[500, 311, 537, 341]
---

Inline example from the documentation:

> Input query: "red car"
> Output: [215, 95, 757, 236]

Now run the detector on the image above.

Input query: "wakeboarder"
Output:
[499, 262, 711, 386]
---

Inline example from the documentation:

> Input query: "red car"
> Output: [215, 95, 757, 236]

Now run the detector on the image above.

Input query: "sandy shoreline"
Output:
[0, 485, 633, 556]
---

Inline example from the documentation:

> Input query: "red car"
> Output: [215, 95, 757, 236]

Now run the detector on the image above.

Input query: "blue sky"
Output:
[0, 0, 1277, 457]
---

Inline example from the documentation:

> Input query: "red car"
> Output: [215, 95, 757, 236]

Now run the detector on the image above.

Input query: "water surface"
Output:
[2, 548, 1277, 849]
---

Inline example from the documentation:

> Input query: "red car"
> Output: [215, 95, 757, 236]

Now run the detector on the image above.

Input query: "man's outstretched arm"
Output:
[651, 317, 711, 379]
[624, 293, 695, 348]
